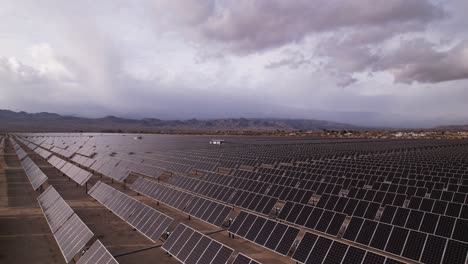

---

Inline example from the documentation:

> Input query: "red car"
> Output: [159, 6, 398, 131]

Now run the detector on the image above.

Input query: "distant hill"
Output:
[0, 109, 358, 132]
[435, 124, 468, 131]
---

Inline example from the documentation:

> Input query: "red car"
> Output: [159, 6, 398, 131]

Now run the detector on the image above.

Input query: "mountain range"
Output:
[0, 109, 357, 132]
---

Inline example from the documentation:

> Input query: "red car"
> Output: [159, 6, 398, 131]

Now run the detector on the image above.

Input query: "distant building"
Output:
[210, 139, 225, 145]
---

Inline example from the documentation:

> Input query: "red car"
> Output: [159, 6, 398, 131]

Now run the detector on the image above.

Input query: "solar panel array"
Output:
[88, 181, 174, 242]
[12, 133, 468, 263]
[48, 155, 93, 185]
[162, 223, 234, 264]
[76, 240, 119, 264]
[37, 186, 94, 263]
[228, 211, 300, 256]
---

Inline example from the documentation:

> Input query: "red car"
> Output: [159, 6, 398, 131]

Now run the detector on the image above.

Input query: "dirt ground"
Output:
[0, 139, 293, 264]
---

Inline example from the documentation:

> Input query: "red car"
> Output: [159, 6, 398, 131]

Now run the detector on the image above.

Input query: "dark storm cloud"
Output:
[159, 0, 443, 52]
[380, 39, 468, 84]
[157, 0, 468, 85]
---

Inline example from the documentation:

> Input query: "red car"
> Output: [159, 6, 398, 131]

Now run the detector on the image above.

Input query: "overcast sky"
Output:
[1, 0, 467, 127]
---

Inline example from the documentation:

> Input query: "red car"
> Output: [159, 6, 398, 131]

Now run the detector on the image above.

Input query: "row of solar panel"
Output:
[380, 205, 468, 243]
[17, 137, 53, 159]
[20, 156, 47, 188]
[347, 187, 414, 206]
[391, 174, 465, 186]
[88, 181, 173, 242]
[76, 239, 118, 264]
[33, 145, 53, 159]
[89, 157, 130, 182]
[293, 232, 404, 264]
[407, 196, 468, 219]
[131, 177, 193, 211]
[170, 175, 278, 216]
[162, 223, 233, 264]
[37, 186, 94, 263]
[278, 201, 346, 236]
[48, 155, 93, 185]
[170, 175, 236, 203]
[390, 177, 457, 191]
[208, 169, 342, 199]
[316, 194, 381, 219]
[204, 171, 315, 203]
[71, 154, 96, 168]
[11, 138, 28, 160]
[429, 189, 468, 204]
[130, 177, 231, 227]
[11, 140, 49, 190]
[343, 216, 468, 263]
[228, 211, 299, 256]
[372, 182, 438, 196]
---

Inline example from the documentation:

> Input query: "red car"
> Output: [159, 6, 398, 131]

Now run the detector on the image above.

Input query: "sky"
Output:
[0, 0, 468, 128]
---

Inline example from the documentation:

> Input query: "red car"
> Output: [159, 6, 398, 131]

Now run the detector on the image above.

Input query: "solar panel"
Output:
[363, 252, 386, 264]
[54, 214, 94, 263]
[88, 181, 173, 242]
[369, 223, 392, 250]
[442, 239, 468, 264]
[232, 253, 261, 264]
[292, 232, 319, 263]
[307, 236, 332, 263]
[162, 223, 234, 264]
[355, 219, 377, 246]
[342, 246, 366, 264]
[322, 241, 348, 264]
[38, 186, 74, 233]
[37, 185, 62, 210]
[420, 235, 447, 264]
[76, 240, 119, 264]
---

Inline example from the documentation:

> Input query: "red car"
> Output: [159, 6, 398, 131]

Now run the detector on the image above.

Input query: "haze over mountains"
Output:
[2, 110, 467, 133]
[0, 109, 357, 132]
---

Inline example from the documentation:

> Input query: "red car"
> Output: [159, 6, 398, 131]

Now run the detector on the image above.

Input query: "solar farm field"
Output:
[1, 133, 468, 264]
